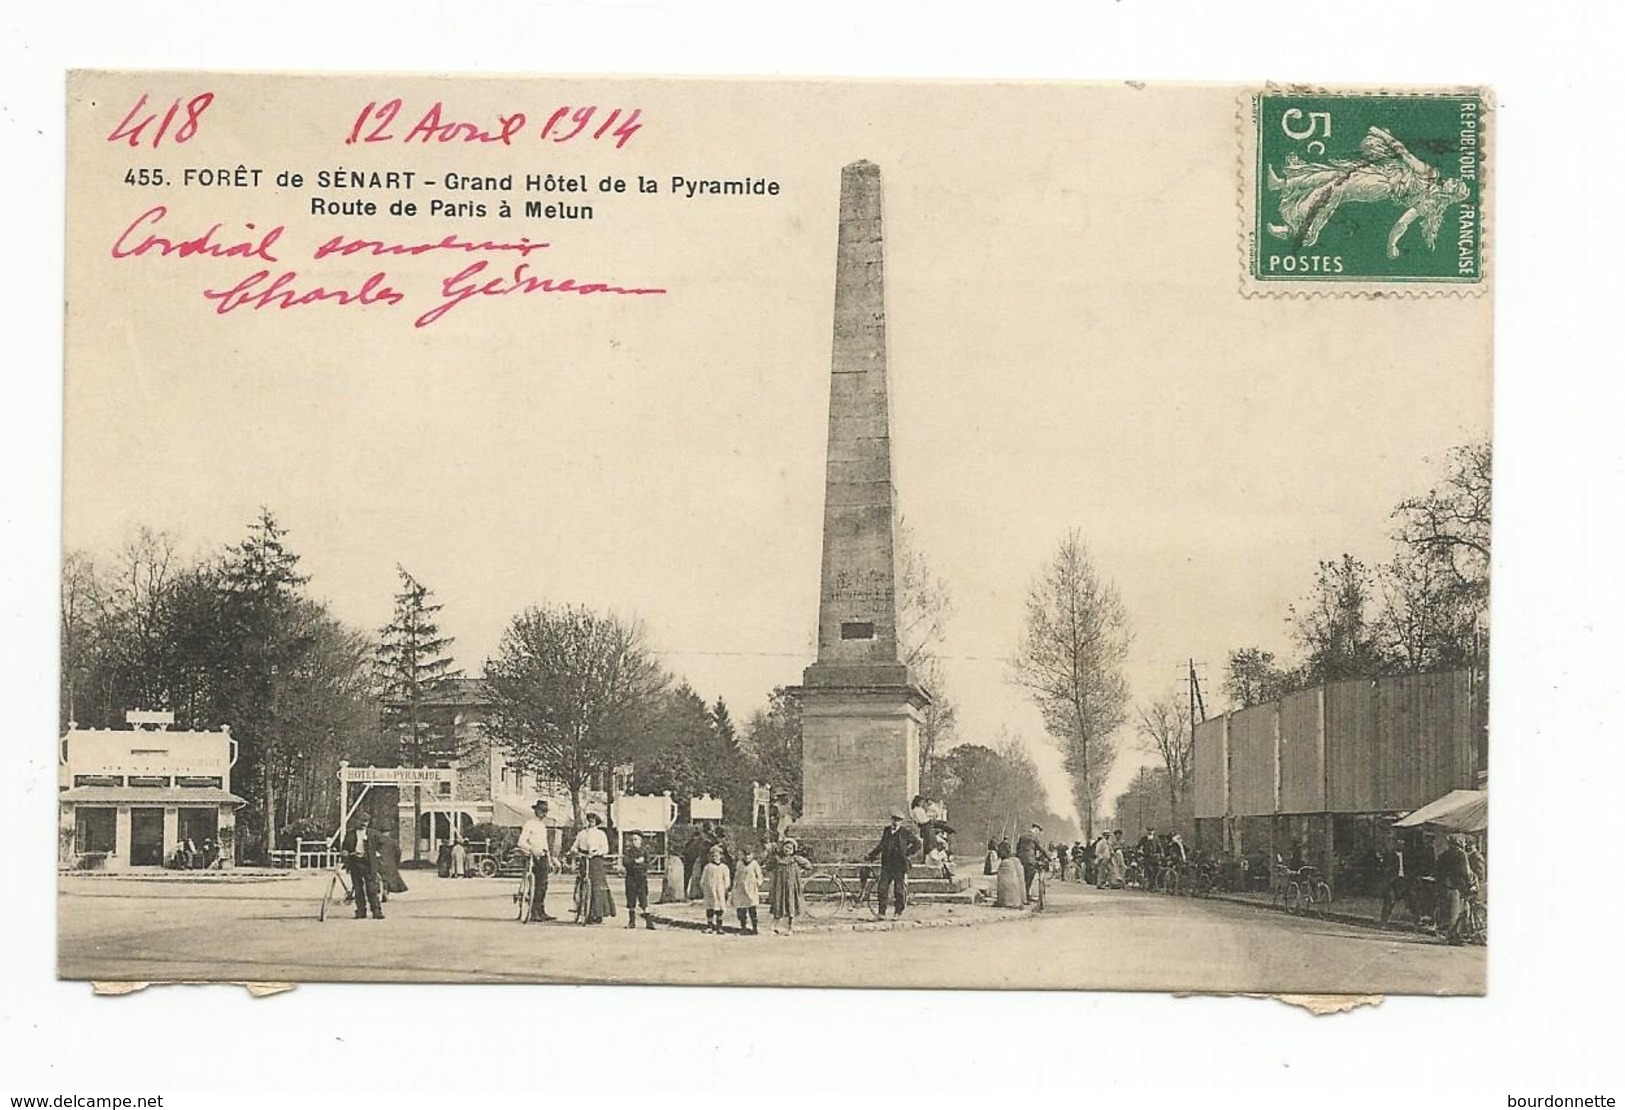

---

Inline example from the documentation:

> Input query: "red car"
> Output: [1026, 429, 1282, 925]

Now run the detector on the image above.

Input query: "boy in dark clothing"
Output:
[623, 832, 655, 929]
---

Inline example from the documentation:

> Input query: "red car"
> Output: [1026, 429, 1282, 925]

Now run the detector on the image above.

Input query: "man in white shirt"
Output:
[517, 799, 555, 922]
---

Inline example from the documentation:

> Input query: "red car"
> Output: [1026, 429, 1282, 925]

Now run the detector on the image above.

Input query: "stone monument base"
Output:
[789, 683, 928, 862]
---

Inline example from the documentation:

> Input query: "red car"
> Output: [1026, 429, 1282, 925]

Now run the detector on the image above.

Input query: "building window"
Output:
[76, 807, 116, 854]
[437, 781, 453, 797]
[128, 775, 172, 788]
[74, 774, 123, 788]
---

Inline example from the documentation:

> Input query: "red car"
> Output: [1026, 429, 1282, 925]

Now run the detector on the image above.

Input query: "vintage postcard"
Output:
[60, 72, 1491, 994]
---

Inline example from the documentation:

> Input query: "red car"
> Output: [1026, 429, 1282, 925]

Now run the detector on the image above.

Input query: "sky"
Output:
[61, 75, 1491, 825]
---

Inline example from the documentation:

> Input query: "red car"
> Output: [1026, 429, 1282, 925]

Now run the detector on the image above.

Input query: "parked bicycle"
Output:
[1272, 864, 1333, 915]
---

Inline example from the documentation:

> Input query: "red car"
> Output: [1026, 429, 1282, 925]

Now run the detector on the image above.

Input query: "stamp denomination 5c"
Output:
[1241, 89, 1489, 294]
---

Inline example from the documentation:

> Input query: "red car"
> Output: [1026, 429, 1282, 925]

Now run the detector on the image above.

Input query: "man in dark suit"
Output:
[341, 811, 385, 920]
[865, 811, 919, 919]
[1016, 823, 1044, 902]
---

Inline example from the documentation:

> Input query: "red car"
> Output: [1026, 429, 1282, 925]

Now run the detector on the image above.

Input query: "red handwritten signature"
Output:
[414, 261, 667, 327]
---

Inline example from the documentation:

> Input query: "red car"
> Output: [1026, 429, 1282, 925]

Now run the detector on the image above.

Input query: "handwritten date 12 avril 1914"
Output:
[107, 204, 666, 329]
[103, 91, 642, 150]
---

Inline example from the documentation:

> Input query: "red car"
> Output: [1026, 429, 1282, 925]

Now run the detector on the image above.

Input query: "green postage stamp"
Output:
[1242, 89, 1489, 294]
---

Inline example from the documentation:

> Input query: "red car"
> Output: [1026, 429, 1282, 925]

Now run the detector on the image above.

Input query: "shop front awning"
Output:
[58, 786, 248, 807]
[1394, 789, 1487, 833]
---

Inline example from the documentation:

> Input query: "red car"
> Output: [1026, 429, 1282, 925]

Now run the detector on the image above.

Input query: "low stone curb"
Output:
[59, 869, 305, 884]
[1207, 891, 1424, 935]
[645, 902, 1037, 935]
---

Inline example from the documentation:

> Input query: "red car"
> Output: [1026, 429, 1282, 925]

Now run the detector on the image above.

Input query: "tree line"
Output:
[1221, 441, 1491, 709]
[1006, 441, 1490, 840]
[59, 510, 967, 861]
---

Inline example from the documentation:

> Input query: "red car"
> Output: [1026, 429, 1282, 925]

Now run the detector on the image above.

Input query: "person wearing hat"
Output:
[864, 810, 920, 919]
[1434, 832, 1475, 945]
[516, 799, 556, 922]
[570, 811, 616, 924]
[339, 811, 385, 920]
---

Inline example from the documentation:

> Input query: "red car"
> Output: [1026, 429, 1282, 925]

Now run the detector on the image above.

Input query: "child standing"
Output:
[699, 845, 731, 934]
[766, 837, 813, 935]
[729, 844, 765, 935]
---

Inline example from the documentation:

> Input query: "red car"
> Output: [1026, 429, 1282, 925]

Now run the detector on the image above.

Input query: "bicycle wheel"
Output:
[1286, 881, 1304, 914]
[1314, 881, 1333, 914]
[319, 871, 340, 922]
[1034, 875, 1047, 911]
[515, 870, 536, 922]
[798, 873, 834, 920]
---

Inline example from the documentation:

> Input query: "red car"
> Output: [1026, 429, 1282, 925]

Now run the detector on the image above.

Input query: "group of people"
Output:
[515, 800, 627, 926]
[1374, 830, 1486, 945]
[979, 825, 1203, 897]
[168, 836, 224, 871]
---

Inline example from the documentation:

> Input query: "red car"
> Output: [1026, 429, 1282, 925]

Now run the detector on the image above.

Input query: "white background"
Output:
[2, 1, 1621, 1103]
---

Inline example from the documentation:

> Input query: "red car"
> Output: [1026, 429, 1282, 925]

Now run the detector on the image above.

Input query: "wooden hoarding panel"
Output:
[1227, 704, 1276, 817]
[1277, 688, 1324, 814]
[1194, 717, 1227, 818]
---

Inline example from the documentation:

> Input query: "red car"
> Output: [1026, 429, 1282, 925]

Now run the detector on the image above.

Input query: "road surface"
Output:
[58, 872, 1485, 995]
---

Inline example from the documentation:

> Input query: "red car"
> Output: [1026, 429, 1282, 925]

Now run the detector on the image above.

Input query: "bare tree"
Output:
[896, 517, 957, 780]
[1009, 530, 1132, 838]
[1136, 691, 1193, 824]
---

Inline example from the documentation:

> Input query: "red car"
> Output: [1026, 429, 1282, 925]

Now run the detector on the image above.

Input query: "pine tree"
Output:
[220, 509, 312, 859]
[375, 566, 462, 861]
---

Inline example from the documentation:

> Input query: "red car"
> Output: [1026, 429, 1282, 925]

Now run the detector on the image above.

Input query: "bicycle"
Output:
[571, 857, 592, 924]
[797, 869, 841, 920]
[1281, 866, 1333, 915]
[319, 861, 388, 921]
[318, 862, 352, 922]
[1030, 869, 1048, 911]
[514, 859, 538, 923]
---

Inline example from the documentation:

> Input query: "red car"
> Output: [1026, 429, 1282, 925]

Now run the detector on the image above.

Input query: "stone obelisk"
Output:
[793, 160, 930, 860]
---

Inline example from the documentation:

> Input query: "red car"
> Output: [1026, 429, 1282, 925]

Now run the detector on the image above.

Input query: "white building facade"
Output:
[58, 711, 245, 870]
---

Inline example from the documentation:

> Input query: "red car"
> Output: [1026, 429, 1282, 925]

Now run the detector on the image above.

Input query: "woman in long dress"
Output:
[571, 813, 616, 924]
[766, 837, 812, 934]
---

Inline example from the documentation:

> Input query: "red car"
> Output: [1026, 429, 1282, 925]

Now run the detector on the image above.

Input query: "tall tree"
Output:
[634, 684, 712, 820]
[482, 604, 667, 826]
[375, 566, 462, 861]
[218, 509, 312, 859]
[743, 687, 802, 817]
[1009, 530, 1132, 837]
[1382, 441, 1491, 670]
[1136, 691, 1193, 826]
[1222, 647, 1296, 709]
[897, 517, 958, 780]
[1288, 554, 1391, 684]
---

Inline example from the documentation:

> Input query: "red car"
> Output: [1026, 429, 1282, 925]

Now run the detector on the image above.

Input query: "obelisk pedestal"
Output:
[790, 160, 930, 864]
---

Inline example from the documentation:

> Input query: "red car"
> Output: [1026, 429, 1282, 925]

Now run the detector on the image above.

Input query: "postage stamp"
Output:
[1241, 89, 1489, 294]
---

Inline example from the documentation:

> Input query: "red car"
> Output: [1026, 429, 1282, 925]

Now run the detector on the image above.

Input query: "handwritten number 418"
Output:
[106, 93, 215, 148]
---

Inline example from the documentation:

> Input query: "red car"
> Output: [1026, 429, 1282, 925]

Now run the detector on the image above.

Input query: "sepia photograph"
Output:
[55, 73, 1495, 997]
